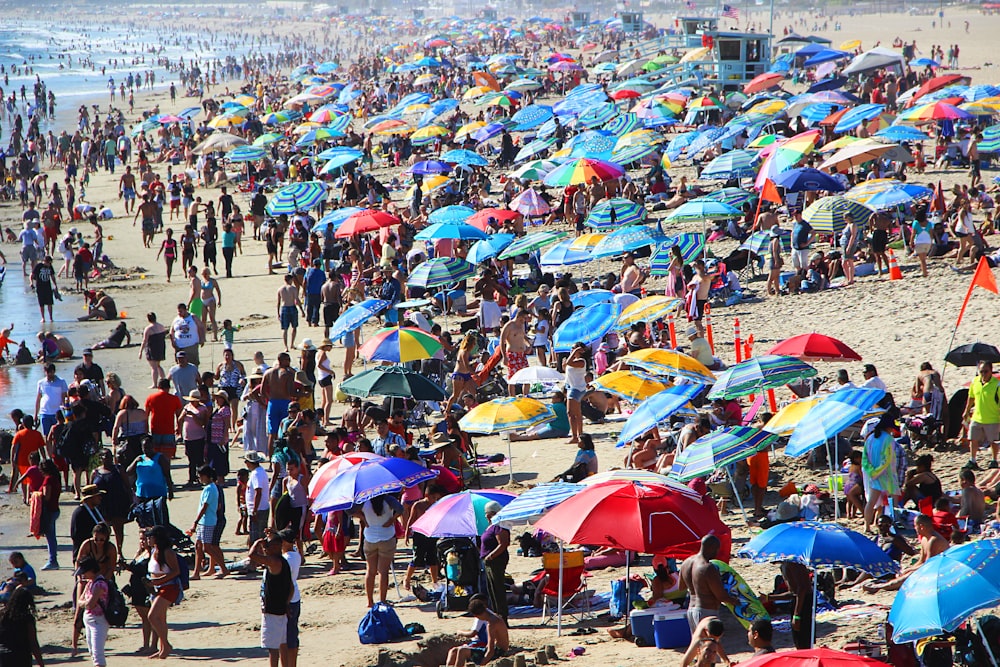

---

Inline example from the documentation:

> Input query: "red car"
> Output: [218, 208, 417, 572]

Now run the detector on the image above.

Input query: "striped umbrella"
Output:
[650, 234, 706, 273]
[576, 102, 619, 129]
[467, 234, 516, 264]
[407, 257, 476, 288]
[763, 396, 825, 436]
[700, 150, 759, 180]
[497, 230, 567, 260]
[493, 483, 583, 526]
[592, 224, 664, 259]
[359, 327, 443, 363]
[515, 136, 557, 162]
[700, 188, 758, 208]
[411, 490, 518, 538]
[307, 452, 383, 499]
[328, 298, 390, 343]
[264, 181, 328, 215]
[312, 457, 439, 513]
[428, 205, 476, 224]
[740, 229, 791, 257]
[801, 196, 875, 235]
[511, 104, 554, 130]
[440, 149, 489, 166]
[605, 112, 641, 137]
[509, 188, 552, 216]
[785, 400, 875, 458]
[619, 348, 716, 384]
[511, 159, 560, 181]
[552, 302, 623, 352]
[669, 427, 780, 482]
[586, 197, 647, 230]
[833, 103, 886, 133]
[666, 200, 741, 223]
[295, 127, 345, 147]
[707, 355, 818, 400]
[227, 145, 267, 162]
[543, 158, 625, 186]
[540, 239, 593, 267]
[411, 125, 451, 145]
[616, 384, 707, 447]
[579, 470, 703, 500]
[611, 143, 659, 165]
[460, 396, 556, 434]
[312, 207, 365, 235]
[592, 370, 670, 402]
[617, 296, 682, 328]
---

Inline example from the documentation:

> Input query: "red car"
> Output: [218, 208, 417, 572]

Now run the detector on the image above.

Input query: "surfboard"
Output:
[712, 559, 769, 628]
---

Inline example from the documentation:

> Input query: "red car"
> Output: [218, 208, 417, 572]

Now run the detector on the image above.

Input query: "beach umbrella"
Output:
[700, 150, 758, 180]
[539, 239, 593, 267]
[130, 119, 160, 136]
[411, 125, 451, 145]
[497, 230, 567, 259]
[227, 145, 266, 163]
[744, 72, 785, 95]
[801, 196, 875, 235]
[569, 290, 615, 308]
[666, 200, 741, 223]
[317, 146, 363, 161]
[784, 397, 882, 458]
[576, 102, 619, 129]
[319, 154, 364, 176]
[671, 427, 780, 482]
[845, 182, 932, 210]
[738, 648, 891, 667]
[552, 302, 622, 353]
[460, 396, 555, 434]
[264, 181, 328, 215]
[566, 132, 617, 160]
[569, 233, 606, 251]
[832, 103, 887, 133]
[509, 188, 552, 217]
[944, 342, 1000, 367]
[440, 149, 489, 166]
[605, 113, 641, 137]
[261, 111, 297, 125]
[617, 383, 706, 446]
[910, 73, 971, 103]
[591, 370, 670, 402]
[312, 207, 364, 236]
[708, 355, 818, 400]
[411, 490, 518, 538]
[611, 143, 659, 165]
[817, 139, 899, 172]
[508, 366, 565, 385]
[617, 296, 682, 328]
[193, 132, 249, 154]
[543, 157, 624, 186]
[772, 167, 845, 193]
[506, 78, 544, 93]
[307, 452, 383, 499]
[429, 205, 476, 225]
[492, 483, 583, 527]
[740, 228, 791, 257]
[511, 104, 554, 130]
[472, 120, 514, 143]
[410, 160, 454, 175]
[619, 349, 715, 384]
[339, 365, 446, 401]
[762, 396, 826, 436]
[311, 457, 439, 513]
[328, 298, 390, 343]
[534, 479, 731, 559]
[768, 333, 862, 362]
[467, 208, 521, 231]
[335, 209, 401, 237]
[359, 327, 442, 363]
[888, 539, 1000, 643]
[591, 224, 663, 259]
[295, 127, 345, 147]
[515, 136, 558, 162]
[454, 120, 487, 140]
[585, 197, 647, 230]
[511, 159, 559, 182]
[252, 132, 284, 147]
[414, 223, 487, 242]
[467, 234, 516, 264]
[900, 101, 972, 122]
[702, 187, 758, 208]
[754, 129, 823, 188]
[407, 257, 476, 289]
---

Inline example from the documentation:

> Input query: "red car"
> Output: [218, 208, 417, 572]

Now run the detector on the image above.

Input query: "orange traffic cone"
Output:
[887, 249, 903, 280]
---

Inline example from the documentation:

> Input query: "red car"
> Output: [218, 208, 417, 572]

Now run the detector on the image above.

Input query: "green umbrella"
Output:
[253, 132, 284, 146]
[339, 365, 446, 401]
[802, 196, 875, 236]
[497, 230, 568, 260]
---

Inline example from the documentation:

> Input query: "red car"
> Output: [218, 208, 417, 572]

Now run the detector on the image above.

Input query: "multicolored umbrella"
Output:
[407, 257, 476, 288]
[460, 396, 556, 434]
[619, 348, 716, 384]
[542, 157, 624, 186]
[264, 181, 328, 215]
[605, 112, 641, 137]
[312, 457, 439, 513]
[739, 229, 791, 258]
[617, 296, 682, 328]
[552, 301, 623, 352]
[359, 327, 443, 363]
[509, 188, 552, 216]
[649, 233, 706, 272]
[585, 197, 647, 229]
[592, 370, 669, 402]
[670, 427, 780, 482]
[707, 355, 818, 400]
[308, 452, 382, 499]
[801, 196, 875, 235]
[340, 365, 446, 401]
[754, 129, 822, 189]
[617, 384, 706, 446]
[498, 229, 567, 259]
[411, 490, 518, 537]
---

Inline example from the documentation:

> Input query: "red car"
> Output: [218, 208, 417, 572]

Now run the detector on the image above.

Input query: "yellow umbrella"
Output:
[617, 296, 682, 328]
[569, 233, 606, 251]
[292, 121, 322, 134]
[817, 135, 862, 153]
[748, 99, 788, 116]
[455, 121, 487, 140]
[591, 370, 670, 402]
[680, 46, 711, 64]
[411, 125, 451, 141]
[762, 396, 824, 436]
[615, 129, 665, 149]
[405, 174, 451, 200]
[207, 115, 244, 128]
[840, 39, 862, 51]
[619, 348, 715, 383]
[462, 85, 494, 101]
[404, 103, 432, 114]
[233, 94, 257, 107]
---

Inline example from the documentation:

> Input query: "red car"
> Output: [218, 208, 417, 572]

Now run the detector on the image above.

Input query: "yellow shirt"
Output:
[970, 376, 1000, 424]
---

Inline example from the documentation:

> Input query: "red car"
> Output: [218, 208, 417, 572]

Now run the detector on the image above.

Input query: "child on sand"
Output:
[221, 319, 238, 351]
[321, 509, 348, 575]
[682, 617, 730, 667]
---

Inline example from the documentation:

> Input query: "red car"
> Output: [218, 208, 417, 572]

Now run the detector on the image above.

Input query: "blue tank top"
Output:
[135, 454, 168, 499]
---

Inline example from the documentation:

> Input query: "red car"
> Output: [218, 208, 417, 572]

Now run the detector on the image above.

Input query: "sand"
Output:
[2, 5, 1000, 666]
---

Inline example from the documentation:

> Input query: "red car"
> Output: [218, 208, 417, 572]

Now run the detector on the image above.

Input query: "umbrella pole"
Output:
[727, 468, 749, 524]
[828, 438, 840, 520]
[557, 542, 564, 636]
[810, 570, 818, 649]
[506, 433, 515, 485]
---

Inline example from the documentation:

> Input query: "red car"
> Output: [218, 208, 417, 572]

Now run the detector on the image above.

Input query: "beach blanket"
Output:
[508, 591, 613, 618]
[29, 491, 43, 539]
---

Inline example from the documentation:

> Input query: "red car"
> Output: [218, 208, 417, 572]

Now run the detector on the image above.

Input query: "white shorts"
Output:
[791, 248, 809, 271]
[261, 612, 288, 649]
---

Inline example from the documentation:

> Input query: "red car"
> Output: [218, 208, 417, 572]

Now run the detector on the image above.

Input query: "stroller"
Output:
[128, 497, 195, 555]
[436, 537, 484, 618]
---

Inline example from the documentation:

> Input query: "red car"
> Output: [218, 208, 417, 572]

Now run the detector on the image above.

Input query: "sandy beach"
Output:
[3, 4, 1000, 666]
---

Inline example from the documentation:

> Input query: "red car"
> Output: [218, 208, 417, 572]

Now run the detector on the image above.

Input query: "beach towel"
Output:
[29, 491, 43, 539]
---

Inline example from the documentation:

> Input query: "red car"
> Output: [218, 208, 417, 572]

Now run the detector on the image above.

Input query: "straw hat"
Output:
[429, 432, 453, 449]
[300, 338, 317, 351]
[319, 338, 334, 349]
[81, 484, 106, 499]
[184, 389, 203, 402]
[213, 388, 230, 400]
[243, 451, 265, 464]
[295, 370, 314, 386]
[685, 325, 699, 338]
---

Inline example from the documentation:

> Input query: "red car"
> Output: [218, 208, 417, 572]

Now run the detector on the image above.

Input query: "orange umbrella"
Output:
[744, 72, 785, 95]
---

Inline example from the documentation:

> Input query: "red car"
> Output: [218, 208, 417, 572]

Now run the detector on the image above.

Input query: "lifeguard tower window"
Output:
[747, 40, 763, 62]
[718, 39, 741, 61]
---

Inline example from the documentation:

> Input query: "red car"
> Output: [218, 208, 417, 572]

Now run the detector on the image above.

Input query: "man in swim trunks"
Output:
[119, 165, 137, 215]
[134, 194, 159, 248]
[445, 598, 509, 666]
[679, 536, 736, 633]
[262, 352, 296, 456]
[277, 273, 303, 352]
[500, 310, 531, 396]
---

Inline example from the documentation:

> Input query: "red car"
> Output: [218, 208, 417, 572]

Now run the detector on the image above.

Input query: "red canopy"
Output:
[335, 209, 400, 237]
[533, 480, 732, 561]
[767, 333, 862, 362]
[739, 647, 890, 667]
[466, 207, 521, 231]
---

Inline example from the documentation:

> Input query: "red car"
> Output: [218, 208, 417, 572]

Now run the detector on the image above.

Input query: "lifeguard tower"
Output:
[413, 8, 424, 20]
[571, 11, 591, 29]
[481, 7, 498, 21]
[671, 17, 719, 48]
[620, 11, 644, 34]
[708, 31, 771, 90]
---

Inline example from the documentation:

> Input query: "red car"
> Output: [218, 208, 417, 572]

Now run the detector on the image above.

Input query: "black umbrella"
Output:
[945, 342, 1000, 367]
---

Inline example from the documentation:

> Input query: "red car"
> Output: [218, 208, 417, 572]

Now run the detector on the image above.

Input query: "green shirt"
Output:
[970, 375, 1000, 424]
[551, 401, 570, 432]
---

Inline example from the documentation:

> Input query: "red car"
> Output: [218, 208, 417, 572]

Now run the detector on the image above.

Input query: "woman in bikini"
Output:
[445, 333, 477, 415]
[146, 525, 181, 659]
[156, 228, 178, 282]
[198, 267, 222, 341]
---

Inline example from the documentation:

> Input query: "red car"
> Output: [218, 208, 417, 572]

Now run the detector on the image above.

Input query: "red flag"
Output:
[760, 178, 782, 204]
[931, 180, 946, 214]
[956, 256, 999, 328]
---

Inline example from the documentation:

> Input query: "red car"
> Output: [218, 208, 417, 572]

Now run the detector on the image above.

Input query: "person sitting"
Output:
[509, 391, 570, 441]
[903, 454, 943, 508]
[647, 555, 684, 604]
[838, 514, 916, 589]
[555, 434, 598, 482]
[626, 430, 662, 469]
[92, 322, 131, 350]
[78, 290, 117, 321]
[930, 496, 958, 541]
[35, 331, 60, 362]
[445, 597, 509, 666]
[862, 514, 947, 592]
[709, 399, 742, 428]
[685, 326, 722, 371]
[955, 468, 986, 532]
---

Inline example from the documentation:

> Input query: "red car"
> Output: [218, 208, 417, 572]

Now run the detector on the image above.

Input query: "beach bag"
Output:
[358, 602, 407, 644]
[100, 580, 129, 628]
[176, 553, 191, 591]
[610, 577, 644, 620]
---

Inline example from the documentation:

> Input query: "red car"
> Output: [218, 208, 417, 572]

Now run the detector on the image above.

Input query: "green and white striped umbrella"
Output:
[497, 230, 568, 260]
[264, 181, 328, 215]
[801, 196, 875, 235]
[586, 197, 647, 230]
[407, 257, 476, 289]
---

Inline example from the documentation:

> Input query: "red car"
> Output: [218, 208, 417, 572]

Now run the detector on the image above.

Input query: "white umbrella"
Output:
[192, 132, 249, 154]
[509, 366, 565, 384]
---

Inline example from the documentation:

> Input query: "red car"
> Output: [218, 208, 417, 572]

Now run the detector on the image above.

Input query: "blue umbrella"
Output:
[807, 76, 849, 93]
[685, 126, 728, 157]
[800, 102, 842, 123]
[312, 206, 364, 235]
[428, 205, 475, 224]
[772, 167, 846, 193]
[834, 103, 886, 133]
[493, 482, 583, 526]
[511, 104, 554, 131]
[738, 521, 898, 577]
[874, 125, 929, 142]
[419, 98, 460, 126]
[802, 48, 851, 67]
[616, 383, 705, 447]
[312, 457, 438, 513]
[264, 181, 328, 215]
[611, 143, 658, 165]
[650, 234, 706, 273]
[414, 223, 488, 241]
[585, 197, 647, 230]
[227, 145, 266, 163]
[567, 131, 617, 159]
[700, 150, 758, 180]
[440, 149, 489, 166]
[514, 136, 557, 162]
[540, 239, 593, 267]
[888, 539, 1000, 643]
[569, 289, 615, 308]
[411, 160, 454, 175]
[576, 102, 619, 129]
[467, 234, 516, 264]
[605, 112, 640, 137]
[784, 401, 874, 458]
[909, 57, 939, 68]
[473, 120, 515, 144]
[317, 146, 363, 161]
[319, 152, 363, 175]
[552, 302, 622, 353]
[328, 298, 390, 343]
[592, 224, 664, 259]
[846, 183, 933, 210]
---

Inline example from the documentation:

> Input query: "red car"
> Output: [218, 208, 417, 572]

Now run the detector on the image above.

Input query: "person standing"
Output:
[34, 363, 67, 445]
[303, 260, 325, 328]
[278, 528, 302, 667]
[262, 353, 296, 456]
[564, 342, 588, 445]
[276, 274, 303, 351]
[145, 379, 182, 459]
[481, 502, 510, 623]
[320, 272, 342, 340]
[146, 525, 181, 660]
[167, 351, 200, 400]
[178, 390, 209, 487]
[964, 360, 1000, 470]
[500, 310, 531, 396]
[40, 458, 62, 570]
[169, 302, 204, 367]
[138, 313, 168, 388]
[358, 494, 401, 608]
[189, 465, 228, 579]
[862, 414, 901, 532]
[77, 555, 110, 667]
[790, 209, 814, 276]
[30, 255, 59, 323]
[126, 437, 173, 503]
[678, 536, 737, 633]
[248, 535, 292, 667]
[244, 452, 270, 545]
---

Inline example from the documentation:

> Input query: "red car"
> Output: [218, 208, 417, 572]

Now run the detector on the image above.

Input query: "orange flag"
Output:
[760, 178, 782, 204]
[956, 256, 999, 328]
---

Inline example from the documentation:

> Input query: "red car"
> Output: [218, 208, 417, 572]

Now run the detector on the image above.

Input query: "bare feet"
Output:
[153, 643, 173, 659]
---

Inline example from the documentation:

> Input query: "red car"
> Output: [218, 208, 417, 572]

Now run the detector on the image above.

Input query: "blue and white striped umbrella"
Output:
[414, 223, 488, 241]
[669, 426, 781, 482]
[428, 205, 475, 224]
[264, 181, 328, 215]
[611, 143, 658, 165]
[440, 149, 489, 166]
[569, 289, 615, 308]
[666, 200, 742, 223]
[493, 483, 583, 526]
[552, 301, 622, 353]
[834, 103, 886, 134]
[605, 112, 640, 137]
[576, 102, 619, 129]
[407, 258, 476, 289]
[785, 400, 875, 458]
[467, 234, 516, 264]
[227, 145, 267, 162]
[800, 102, 842, 123]
[515, 136, 557, 162]
[326, 114, 353, 134]
[312, 206, 365, 235]
[540, 239, 593, 267]
[511, 104, 554, 131]
[700, 149, 758, 180]
[586, 197, 647, 230]
[650, 233, 706, 273]
[328, 298, 390, 343]
[592, 224, 664, 259]
[707, 355, 818, 400]
[739, 229, 791, 257]
[616, 383, 706, 447]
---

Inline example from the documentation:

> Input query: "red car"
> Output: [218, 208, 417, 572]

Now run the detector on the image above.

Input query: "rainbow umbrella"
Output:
[552, 301, 623, 352]
[899, 101, 973, 122]
[617, 296, 682, 328]
[592, 370, 670, 402]
[411, 124, 451, 145]
[542, 157, 624, 186]
[754, 129, 822, 189]
[619, 348, 716, 384]
[585, 197, 647, 229]
[407, 257, 476, 288]
[359, 327, 443, 363]
[411, 490, 518, 538]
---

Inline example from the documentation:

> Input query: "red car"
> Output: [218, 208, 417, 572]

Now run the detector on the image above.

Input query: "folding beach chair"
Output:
[540, 550, 592, 625]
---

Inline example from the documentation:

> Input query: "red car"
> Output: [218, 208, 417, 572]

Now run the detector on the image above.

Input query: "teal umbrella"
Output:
[707, 355, 818, 399]
[585, 197, 647, 230]
[264, 181, 328, 215]
[407, 257, 476, 288]
[670, 427, 780, 482]
[340, 365, 446, 401]
[666, 200, 741, 223]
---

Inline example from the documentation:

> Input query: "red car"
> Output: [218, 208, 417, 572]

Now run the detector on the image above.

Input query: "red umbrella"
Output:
[744, 72, 785, 95]
[467, 207, 521, 231]
[610, 89, 641, 100]
[767, 333, 862, 362]
[533, 480, 731, 560]
[908, 73, 971, 106]
[307, 452, 382, 499]
[818, 107, 850, 127]
[739, 647, 890, 667]
[335, 209, 401, 237]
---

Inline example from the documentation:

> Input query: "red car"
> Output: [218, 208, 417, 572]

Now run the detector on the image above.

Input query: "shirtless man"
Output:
[690, 260, 712, 336]
[277, 274, 304, 351]
[134, 194, 159, 248]
[119, 165, 138, 215]
[500, 310, 531, 396]
[914, 362, 945, 415]
[261, 352, 296, 456]
[863, 513, 948, 593]
[619, 252, 647, 296]
[445, 598, 510, 667]
[679, 536, 736, 633]
[320, 271, 342, 340]
[403, 484, 444, 590]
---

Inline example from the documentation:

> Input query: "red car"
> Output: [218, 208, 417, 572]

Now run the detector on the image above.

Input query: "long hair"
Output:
[0, 586, 36, 624]
[146, 525, 172, 566]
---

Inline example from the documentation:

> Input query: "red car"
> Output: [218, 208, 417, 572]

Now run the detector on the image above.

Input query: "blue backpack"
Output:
[358, 602, 407, 645]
